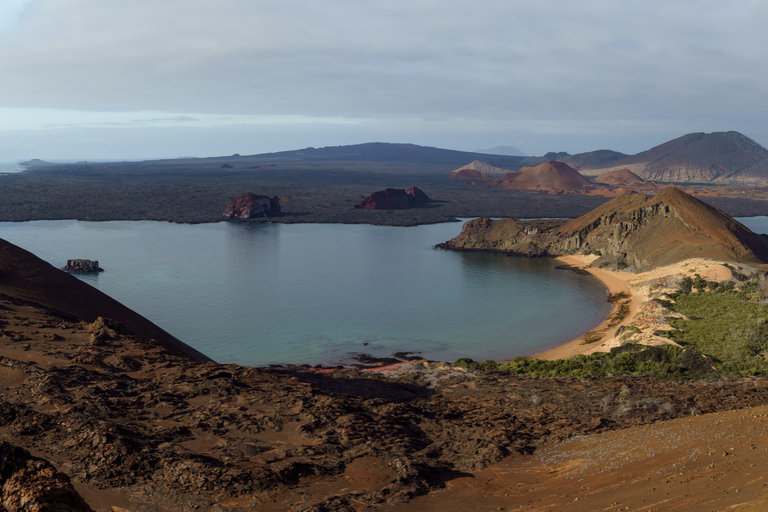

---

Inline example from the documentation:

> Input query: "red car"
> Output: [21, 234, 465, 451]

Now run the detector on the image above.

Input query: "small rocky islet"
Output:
[62, 259, 104, 273]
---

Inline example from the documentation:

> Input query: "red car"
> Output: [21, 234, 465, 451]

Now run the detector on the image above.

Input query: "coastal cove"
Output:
[0, 219, 616, 366]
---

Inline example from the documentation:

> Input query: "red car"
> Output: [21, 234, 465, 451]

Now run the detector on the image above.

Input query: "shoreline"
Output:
[532, 255, 641, 360]
[532, 256, 759, 361]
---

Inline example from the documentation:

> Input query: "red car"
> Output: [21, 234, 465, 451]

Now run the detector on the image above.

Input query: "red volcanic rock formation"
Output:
[491, 161, 597, 192]
[223, 192, 281, 219]
[355, 187, 431, 210]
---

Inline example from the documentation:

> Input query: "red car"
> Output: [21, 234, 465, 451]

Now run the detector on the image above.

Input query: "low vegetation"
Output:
[456, 270, 768, 380]
[455, 344, 714, 379]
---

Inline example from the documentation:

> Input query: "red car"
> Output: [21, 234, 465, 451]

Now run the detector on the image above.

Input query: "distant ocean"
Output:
[0, 163, 22, 173]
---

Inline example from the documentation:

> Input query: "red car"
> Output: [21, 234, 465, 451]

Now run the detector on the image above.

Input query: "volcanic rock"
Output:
[354, 187, 431, 210]
[63, 259, 103, 273]
[223, 193, 280, 219]
[439, 187, 768, 270]
[0, 441, 93, 512]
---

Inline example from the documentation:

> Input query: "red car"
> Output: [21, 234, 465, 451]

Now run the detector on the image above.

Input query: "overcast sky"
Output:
[1, 0, 768, 162]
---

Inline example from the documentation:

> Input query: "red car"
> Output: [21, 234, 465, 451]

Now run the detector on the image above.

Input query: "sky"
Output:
[1, 0, 768, 162]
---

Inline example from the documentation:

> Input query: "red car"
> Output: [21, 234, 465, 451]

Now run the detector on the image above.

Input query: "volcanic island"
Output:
[4, 188, 768, 511]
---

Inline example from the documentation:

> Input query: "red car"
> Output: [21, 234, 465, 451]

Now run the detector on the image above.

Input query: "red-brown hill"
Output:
[594, 168, 646, 187]
[492, 161, 597, 192]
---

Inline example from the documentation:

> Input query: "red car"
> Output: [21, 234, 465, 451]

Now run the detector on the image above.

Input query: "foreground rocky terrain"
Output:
[7, 292, 768, 511]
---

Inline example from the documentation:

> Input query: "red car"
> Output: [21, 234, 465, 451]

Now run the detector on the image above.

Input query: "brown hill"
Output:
[492, 161, 597, 192]
[0, 238, 211, 361]
[439, 187, 768, 270]
[594, 168, 646, 187]
[585, 131, 768, 185]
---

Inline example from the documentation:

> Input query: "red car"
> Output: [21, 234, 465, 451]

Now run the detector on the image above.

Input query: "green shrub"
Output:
[453, 358, 478, 369]
[657, 290, 768, 376]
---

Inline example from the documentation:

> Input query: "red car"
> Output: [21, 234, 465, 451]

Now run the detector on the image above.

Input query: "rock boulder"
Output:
[224, 193, 281, 219]
[63, 259, 103, 273]
[354, 187, 431, 210]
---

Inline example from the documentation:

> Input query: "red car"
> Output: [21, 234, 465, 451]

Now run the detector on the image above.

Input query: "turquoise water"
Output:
[0, 220, 612, 366]
[735, 216, 768, 235]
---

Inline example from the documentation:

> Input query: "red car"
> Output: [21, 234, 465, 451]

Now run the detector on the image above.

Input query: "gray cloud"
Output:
[1, 0, 768, 158]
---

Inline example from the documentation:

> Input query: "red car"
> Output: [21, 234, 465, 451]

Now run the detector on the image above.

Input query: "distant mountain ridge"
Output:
[578, 132, 768, 185]
[244, 142, 528, 167]
[21, 132, 768, 185]
[474, 145, 528, 157]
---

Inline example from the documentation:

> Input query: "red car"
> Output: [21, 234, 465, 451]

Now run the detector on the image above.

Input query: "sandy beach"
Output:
[534, 255, 756, 360]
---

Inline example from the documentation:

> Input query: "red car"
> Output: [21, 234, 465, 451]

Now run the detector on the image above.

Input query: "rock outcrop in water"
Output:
[63, 259, 103, 273]
[439, 187, 768, 270]
[224, 193, 281, 219]
[354, 186, 431, 210]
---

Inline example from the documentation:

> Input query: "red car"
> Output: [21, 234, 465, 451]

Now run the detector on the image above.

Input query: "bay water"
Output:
[0, 219, 613, 366]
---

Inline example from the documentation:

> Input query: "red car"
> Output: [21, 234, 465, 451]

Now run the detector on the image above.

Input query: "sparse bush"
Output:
[453, 358, 478, 369]
[478, 359, 499, 371]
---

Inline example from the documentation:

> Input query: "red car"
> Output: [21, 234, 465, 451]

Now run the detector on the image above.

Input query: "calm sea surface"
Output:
[0, 220, 615, 366]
